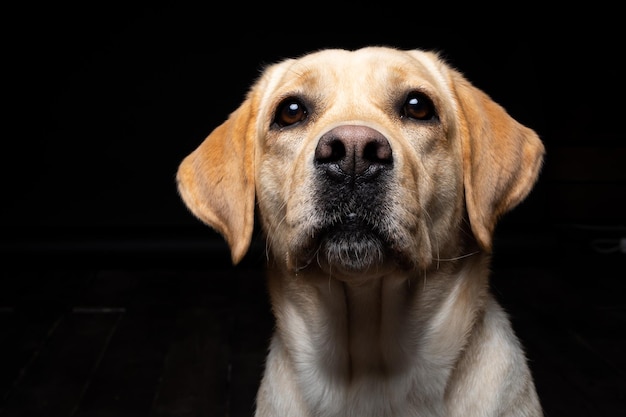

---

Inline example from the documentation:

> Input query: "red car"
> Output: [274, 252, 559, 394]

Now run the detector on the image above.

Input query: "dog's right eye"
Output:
[273, 98, 308, 128]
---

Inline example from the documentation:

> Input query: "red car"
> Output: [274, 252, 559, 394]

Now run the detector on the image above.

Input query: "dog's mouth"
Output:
[319, 213, 386, 270]
[296, 210, 412, 277]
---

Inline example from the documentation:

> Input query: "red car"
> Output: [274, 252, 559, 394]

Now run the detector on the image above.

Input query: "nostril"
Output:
[315, 138, 346, 163]
[363, 138, 392, 164]
[329, 139, 346, 162]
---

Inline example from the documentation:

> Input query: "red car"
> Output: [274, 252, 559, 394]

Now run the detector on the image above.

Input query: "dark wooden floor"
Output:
[1, 227, 625, 417]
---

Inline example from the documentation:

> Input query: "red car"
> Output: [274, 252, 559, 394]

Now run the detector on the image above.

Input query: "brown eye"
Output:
[402, 92, 436, 120]
[273, 97, 308, 127]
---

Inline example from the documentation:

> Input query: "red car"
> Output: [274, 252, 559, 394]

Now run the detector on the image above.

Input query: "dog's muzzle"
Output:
[305, 125, 397, 275]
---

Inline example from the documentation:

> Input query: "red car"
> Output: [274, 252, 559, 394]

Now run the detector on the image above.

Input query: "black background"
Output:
[1, 6, 625, 416]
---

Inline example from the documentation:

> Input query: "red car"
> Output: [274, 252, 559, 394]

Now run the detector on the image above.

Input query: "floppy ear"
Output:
[452, 72, 545, 251]
[176, 99, 257, 264]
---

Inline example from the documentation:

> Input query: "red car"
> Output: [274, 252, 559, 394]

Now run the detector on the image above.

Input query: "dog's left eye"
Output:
[401, 92, 436, 121]
[273, 98, 308, 127]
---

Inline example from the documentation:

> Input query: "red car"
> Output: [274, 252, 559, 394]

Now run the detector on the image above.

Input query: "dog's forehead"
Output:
[259, 47, 454, 105]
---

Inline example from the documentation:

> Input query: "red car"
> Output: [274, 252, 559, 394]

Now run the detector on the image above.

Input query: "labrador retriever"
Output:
[176, 46, 545, 417]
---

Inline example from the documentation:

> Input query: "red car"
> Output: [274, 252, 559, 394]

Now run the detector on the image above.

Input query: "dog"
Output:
[176, 46, 545, 417]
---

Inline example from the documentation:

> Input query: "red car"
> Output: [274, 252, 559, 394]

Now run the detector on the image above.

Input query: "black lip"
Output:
[332, 212, 368, 232]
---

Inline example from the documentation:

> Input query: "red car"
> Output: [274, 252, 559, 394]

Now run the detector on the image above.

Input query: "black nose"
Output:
[314, 125, 392, 180]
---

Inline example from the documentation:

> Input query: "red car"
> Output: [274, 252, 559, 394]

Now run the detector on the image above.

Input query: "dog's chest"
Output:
[282, 284, 452, 417]
[300, 376, 446, 417]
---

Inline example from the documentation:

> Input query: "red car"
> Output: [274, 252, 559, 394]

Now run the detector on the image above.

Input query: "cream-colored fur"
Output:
[177, 46, 545, 417]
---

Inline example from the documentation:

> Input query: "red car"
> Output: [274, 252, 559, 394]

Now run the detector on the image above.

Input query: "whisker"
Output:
[418, 199, 440, 270]
[432, 251, 480, 262]
[264, 201, 289, 261]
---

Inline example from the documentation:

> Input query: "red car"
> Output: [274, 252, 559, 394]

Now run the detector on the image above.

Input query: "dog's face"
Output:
[255, 49, 466, 279]
[177, 47, 544, 280]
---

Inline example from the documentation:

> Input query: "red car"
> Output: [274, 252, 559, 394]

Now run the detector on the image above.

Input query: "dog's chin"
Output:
[322, 230, 386, 274]
[295, 228, 411, 280]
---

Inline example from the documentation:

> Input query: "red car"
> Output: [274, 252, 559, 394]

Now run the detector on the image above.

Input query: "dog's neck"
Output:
[266, 253, 490, 388]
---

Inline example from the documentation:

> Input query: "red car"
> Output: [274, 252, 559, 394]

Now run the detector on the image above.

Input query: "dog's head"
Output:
[177, 47, 544, 279]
